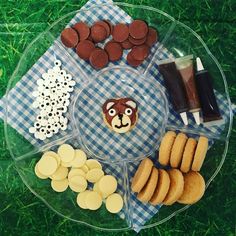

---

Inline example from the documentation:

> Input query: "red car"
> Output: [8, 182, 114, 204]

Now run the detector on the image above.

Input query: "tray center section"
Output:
[73, 66, 168, 162]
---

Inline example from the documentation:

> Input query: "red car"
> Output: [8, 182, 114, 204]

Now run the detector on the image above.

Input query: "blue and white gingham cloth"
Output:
[0, 0, 231, 232]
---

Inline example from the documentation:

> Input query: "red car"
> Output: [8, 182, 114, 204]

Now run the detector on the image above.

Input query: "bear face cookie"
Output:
[102, 98, 138, 133]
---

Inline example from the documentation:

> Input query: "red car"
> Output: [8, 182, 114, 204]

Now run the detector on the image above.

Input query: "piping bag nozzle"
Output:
[193, 111, 201, 125]
[180, 112, 188, 125]
[196, 57, 204, 71]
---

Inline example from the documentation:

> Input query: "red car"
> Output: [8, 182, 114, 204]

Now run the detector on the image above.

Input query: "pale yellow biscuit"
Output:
[61, 161, 72, 168]
[69, 175, 87, 192]
[150, 169, 170, 205]
[137, 167, 158, 203]
[163, 169, 184, 205]
[180, 138, 197, 173]
[93, 182, 109, 199]
[85, 191, 103, 210]
[81, 165, 89, 173]
[158, 131, 176, 166]
[70, 149, 87, 168]
[131, 158, 153, 193]
[86, 168, 104, 183]
[43, 151, 61, 166]
[86, 159, 102, 170]
[34, 163, 48, 179]
[37, 155, 58, 176]
[51, 178, 69, 192]
[50, 166, 68, 180]
[105, 193, 123, 213]
[170, 133, 188, 168]
[98, 175, 117, 196]
[191, 136, 208, 171]
[58, 144, 75, 163]
[68, 168, 86, 179]
[178, 171, 205, 204]
[76, 190, 91, 209]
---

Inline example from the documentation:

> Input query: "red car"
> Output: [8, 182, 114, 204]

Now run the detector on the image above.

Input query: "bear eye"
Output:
[108, 108, 116, 116]
[125, 108, 133, 116]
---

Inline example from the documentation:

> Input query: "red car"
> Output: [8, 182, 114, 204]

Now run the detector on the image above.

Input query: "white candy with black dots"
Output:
[29, 59, 76, 140]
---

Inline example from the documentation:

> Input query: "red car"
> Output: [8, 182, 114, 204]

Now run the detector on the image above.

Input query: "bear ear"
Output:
[125, 100, 137, 109]
[102, 99, 115, 112]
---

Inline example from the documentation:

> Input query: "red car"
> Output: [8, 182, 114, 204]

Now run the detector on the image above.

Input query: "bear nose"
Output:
[118, 114, 123, 120]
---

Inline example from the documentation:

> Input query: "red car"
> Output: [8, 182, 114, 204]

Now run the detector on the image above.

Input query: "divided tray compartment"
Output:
[4, 2, 233, 231]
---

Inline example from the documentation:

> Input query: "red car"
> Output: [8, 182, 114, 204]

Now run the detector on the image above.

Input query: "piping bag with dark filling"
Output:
[158, 59, 189, 125]
[195, 57, 223, 125]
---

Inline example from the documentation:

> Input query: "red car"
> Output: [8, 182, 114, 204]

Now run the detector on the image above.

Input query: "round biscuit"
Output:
[163, 169, 184, 205]
[131, 158, 153, 193]
[158, 131, 176, 166]
[178, 171, 205, 204]
[180, 138, 197, 173]
[51, 178, 69, 192]
[105, 193, 124, 213]
[170, 133, 188, 168]
[137, 167, 158, 203]
[50, 166, 68, 180]
[150, 169, 170, 205]
[191, 136, 208, 171]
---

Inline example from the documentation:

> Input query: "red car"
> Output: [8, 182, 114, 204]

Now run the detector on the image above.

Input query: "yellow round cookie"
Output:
[98, 175, 117, 196]
[105, 193, 124, 213]
[131, 158, 153, 193]
[69, 175, 87, 192]
[70, 149, 87, 168]
[158, 131, 176, 166]
[150, 169, 170, 205]
[93, 182, 109, 199]
[180, 138, 197, 173]
[43, 151, 61, 166]
[68, 168, 86, 179]
[191, 136, 208, 171]
[76, 190, 91, 209]
[85, 191, 103, 210]
[178, 171, 205, 204]
[81, 165, 89, 173]
[51, 178, 69, 192]
[37, 155, 58, 176]
[58, 144, 75, 163]
[50, 166, 68, 180]
[86, 168, 104, 183]
[86, 159, 102, 170]
[170, 133, 188, 168]
[61, 160, 72, 168]
[34, 163, 48, 179]
[137, 167, 158, 203]
[163, 169, 184, 205]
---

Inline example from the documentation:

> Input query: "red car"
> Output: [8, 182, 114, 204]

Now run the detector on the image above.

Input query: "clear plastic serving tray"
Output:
[4, 2, 233, 231]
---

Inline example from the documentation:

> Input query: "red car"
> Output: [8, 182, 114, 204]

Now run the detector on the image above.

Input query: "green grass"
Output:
[0, 0, 236, 235]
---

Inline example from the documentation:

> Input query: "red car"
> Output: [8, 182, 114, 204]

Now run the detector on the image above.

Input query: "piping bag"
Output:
[158, 59, 189, 125]
[195, 57, 223, 125]
[175, 55, 201, 125]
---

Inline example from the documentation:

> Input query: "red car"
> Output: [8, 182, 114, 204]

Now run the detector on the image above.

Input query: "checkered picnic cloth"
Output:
[0, 0, 231, 232]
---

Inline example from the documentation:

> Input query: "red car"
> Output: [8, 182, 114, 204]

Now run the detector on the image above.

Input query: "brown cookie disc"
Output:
[129, 20, 148, 39]
[127, 51, 143, 67]
[73, 22, 90, 41]
[89, 48, 109, 69]
[104, 41, 123, 62]
[103, 20, 113, 34]
[121, 39, 133, 49]
[130, 45, 149, 61]
[145, 27, 158, 47]
[95, 20, 111, 37]
[91, 24, 107, 43]
[128, 35, 147, 46]
[112, 23, 129, 42]
[61, 28, 79, 48]
[76, 40, 95, 61]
